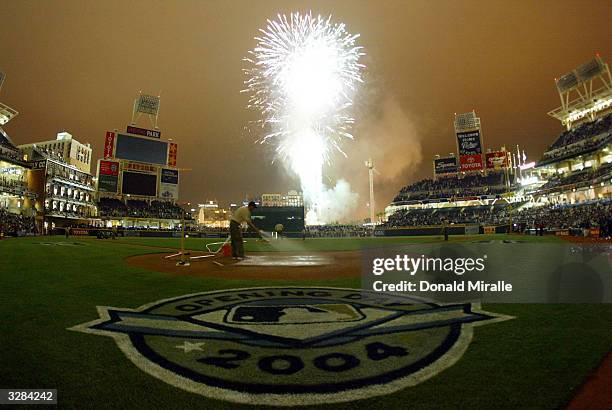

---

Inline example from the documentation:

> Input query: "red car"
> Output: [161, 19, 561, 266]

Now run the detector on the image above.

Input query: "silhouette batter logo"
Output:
[70, 287, 512, 405]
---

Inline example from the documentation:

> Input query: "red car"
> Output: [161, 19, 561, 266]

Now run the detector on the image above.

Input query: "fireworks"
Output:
[243, 12, 365, 223]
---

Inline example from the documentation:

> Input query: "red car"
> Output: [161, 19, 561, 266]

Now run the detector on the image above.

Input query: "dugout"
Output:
[250, 206, 305, 237]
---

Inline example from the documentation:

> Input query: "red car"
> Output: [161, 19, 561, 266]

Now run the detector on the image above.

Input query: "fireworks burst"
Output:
[243, 12, 365, 223]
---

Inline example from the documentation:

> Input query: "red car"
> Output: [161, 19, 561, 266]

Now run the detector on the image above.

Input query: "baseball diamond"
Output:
[1, 2, 611, 409]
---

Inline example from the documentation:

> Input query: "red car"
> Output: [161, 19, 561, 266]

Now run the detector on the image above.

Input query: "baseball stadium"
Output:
[1, 2, 611, 409]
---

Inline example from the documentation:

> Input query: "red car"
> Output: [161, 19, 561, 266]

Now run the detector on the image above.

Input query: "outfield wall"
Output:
[375, 224, 511, 237]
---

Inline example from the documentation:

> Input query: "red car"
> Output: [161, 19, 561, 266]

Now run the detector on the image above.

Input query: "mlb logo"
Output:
[227, 303, 363, 324]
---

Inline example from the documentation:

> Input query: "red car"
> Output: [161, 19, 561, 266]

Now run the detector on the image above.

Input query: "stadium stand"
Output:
[539, 113, 612, 165]
[384, 200, 611, 237]
[97, 197, 191, 220]
[540, 162, 612, 192]
[0, 208, 36, 236]
[393, 171, 513, 202]
[305, 225, 372, 238]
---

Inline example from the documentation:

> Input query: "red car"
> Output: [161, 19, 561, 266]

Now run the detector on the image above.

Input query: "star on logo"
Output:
[175, 341, 205, 353]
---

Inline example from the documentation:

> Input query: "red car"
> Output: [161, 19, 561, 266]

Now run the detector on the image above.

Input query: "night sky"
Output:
[1, 0, 610, 220]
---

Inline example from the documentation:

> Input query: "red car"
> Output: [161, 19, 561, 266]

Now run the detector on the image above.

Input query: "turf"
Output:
[0, 235, 609, 409]
[91, 233, 563, 253]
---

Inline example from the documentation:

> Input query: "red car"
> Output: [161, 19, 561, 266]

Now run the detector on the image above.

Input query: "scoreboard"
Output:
[97, 127, 179, 199]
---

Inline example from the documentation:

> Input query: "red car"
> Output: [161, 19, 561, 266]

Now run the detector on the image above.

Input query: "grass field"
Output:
[1, 234, 610, 409]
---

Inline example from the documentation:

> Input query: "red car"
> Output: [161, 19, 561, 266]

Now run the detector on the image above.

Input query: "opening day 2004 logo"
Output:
[70, 287, 512, 406]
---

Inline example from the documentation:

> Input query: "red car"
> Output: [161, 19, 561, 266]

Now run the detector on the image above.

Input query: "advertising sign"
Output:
[98, 175, 119, 193]
[99, 160, 119, 176]
[486, 151, 509, 169]
[159, 183, 179, 199]
[98, 160, 119, 193]
[160, 168, 179, 184]
[456, 130, 483, 171]
[160, 168, 179, 199]
[126, 125, 161, 138]
[103, 132, 115, 159]
[433, 157, 458, 175]
[167, 143, 177, 167]
[122, 162, 157, 173]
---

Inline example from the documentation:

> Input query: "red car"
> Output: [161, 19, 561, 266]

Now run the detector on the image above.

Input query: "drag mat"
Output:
[126, 251, 362, 280]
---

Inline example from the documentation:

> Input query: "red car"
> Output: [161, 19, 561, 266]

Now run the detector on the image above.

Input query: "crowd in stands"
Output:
[540, 114, 612, 163]
[385, 200, 612, 237]
[98, 198, 191, 220]
[393, 171, 511, 202]
[540, 162, 612, 192]
[304, 225, 372, 238]
[386, 205, 512, 227]
[0, 147, 24, 163]
[548, 113, 611, 150]
[0, 208, 36, 236]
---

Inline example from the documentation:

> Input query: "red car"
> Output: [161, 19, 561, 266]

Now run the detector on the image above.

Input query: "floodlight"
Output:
[0, 102, 18, 125]
[555, 72, 579, 93]
[576, 57, 605, 82]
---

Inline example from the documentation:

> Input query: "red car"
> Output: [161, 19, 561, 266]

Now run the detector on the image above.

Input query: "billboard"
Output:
[126, 125, 161, 138]
[161, 168, 179, 184]
[98, 160, 119, 193]
[160, 168, 179, 199]
[103, 132, 115, 159]
[167, 142, 177, 167]
[433, 157, 458, 175]
[456, 130, 483, 171]
[114, 134, 168, 165]
[123, 162, 157, 173]
[486, 151, 509, 169]
[121, 171, 157, 197]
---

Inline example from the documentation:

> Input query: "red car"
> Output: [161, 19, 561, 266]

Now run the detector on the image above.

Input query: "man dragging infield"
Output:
[229, 201, 263, 259]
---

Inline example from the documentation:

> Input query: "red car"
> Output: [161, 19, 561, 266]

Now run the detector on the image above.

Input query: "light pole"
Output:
[365, 158, 377, 224]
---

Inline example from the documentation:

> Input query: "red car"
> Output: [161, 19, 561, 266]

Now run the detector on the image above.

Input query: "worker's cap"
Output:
[248, 201, 257, 208]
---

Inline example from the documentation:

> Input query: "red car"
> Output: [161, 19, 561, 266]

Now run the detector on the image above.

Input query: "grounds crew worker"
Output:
[230, 201, 262, 259]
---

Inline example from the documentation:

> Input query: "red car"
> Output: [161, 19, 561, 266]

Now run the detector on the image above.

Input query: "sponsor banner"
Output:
[98, 174, 118, 193]
[483, 226, 496, 234]
[464, 225, 479, 235]
[168, 143, 177, 167]
[103, 132, 115, 159]
[99, 160, 119, 176]
[126, 125, 161, 138]
[456, 130, 483, 171]
[486, 151, 508, 169]
[433, 157, 458, 175]
[122, 162, 158, 173]
[161, 168, 179, 184]
[29, 160, 47, 170]
[459, 154, 484, 171]
[555, 229, 570, 236]
[160, 183, 179, 199]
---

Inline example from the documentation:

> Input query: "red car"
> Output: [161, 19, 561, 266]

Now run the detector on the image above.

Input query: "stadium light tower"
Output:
[0, 71, 19, 126]
[365, 158, 379, 224]
[548, 55, 612, 130]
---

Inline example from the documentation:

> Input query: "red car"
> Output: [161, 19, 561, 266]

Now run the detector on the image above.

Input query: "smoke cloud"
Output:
[330, 93, 424, 222]
[305, 179, 359, 225]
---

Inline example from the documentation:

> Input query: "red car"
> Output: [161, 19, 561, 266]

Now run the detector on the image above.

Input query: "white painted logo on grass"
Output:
[70, 287, 512, 405]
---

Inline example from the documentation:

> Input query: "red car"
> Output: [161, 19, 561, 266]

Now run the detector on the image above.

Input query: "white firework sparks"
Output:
[243, 12, 365, 223]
